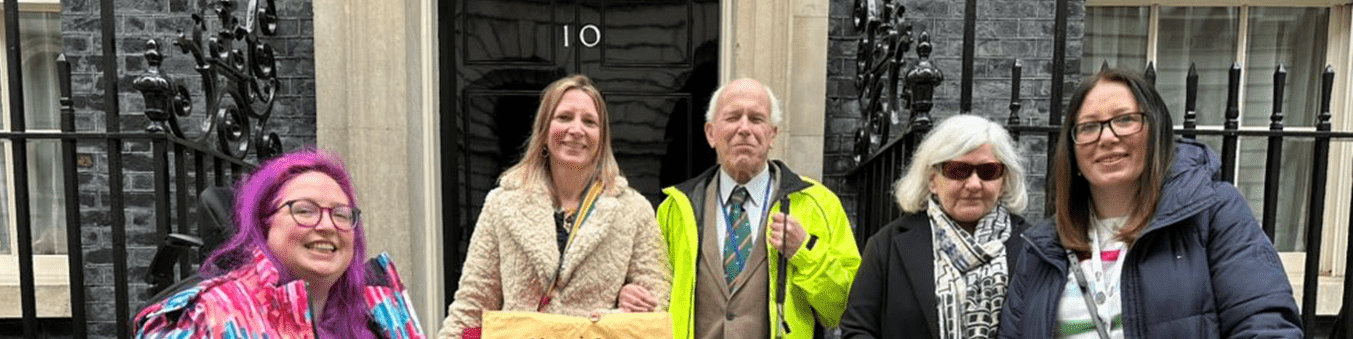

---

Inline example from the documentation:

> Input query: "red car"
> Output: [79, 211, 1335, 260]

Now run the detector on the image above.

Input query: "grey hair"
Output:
[893, 114, 1028, 214]
[704, 78, 784, 126]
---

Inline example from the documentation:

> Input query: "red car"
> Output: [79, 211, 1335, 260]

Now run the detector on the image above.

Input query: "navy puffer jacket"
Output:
[999, 139, 1302, 338]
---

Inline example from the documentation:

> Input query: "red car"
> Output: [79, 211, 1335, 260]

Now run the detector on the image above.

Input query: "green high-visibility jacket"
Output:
[658, 161, 861, 339]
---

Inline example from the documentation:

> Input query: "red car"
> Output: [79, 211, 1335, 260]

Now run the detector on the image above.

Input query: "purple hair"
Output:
[201, 148, 374, 339]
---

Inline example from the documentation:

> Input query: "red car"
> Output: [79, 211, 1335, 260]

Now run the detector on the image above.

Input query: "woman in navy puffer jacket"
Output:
[999, 69, 1301, 338]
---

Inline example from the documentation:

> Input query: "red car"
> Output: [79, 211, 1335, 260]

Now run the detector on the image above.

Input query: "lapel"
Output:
[501, 188, 564, 284]
[894, 214, 940, 337]
[555, 191, 617, 286]
[699, 180, 731, 298]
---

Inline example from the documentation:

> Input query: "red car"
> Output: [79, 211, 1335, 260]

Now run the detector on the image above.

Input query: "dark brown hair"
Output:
[1053, 69, 1175, 251]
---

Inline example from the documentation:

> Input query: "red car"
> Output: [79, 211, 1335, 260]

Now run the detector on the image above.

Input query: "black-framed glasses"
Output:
[1072, 112, 1149, 145]
[277, 199, 360, 230]
[937, 161, 1006, 181]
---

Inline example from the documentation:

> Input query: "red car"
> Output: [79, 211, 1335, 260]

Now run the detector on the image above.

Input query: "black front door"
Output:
[441, 0, 719, 302]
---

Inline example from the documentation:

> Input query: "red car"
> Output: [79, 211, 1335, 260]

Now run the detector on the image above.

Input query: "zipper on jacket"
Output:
[1020, 232, 1070, 338]
[306, 281, 321, 339]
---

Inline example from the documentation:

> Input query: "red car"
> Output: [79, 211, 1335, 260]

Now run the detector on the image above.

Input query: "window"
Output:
[1, 10, 64, 256]
[1085, 4, 1333, 251]
[1085, 0, 1352, 315]
[0, 0, 70, 318]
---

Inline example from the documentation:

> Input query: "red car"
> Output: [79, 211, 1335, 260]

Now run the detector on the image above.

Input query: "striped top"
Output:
[1056, 216, 1128, 339]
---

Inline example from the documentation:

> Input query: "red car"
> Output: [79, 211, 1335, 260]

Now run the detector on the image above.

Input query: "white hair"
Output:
[704, 78, 784, 126]
[893, 114, 1028, 214]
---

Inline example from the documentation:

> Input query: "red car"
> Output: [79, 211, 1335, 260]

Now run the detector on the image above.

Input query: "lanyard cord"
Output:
[1066, 249, 1112, 339]
[716, 174, 775, 268]
[539, 170, 604, 311]
[1067, 225, 1126, 339]
[716, 170, 793, 337]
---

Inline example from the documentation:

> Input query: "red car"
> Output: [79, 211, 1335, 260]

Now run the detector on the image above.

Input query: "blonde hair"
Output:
[499, 74, 622, 192]
[893, 114, 1027, 214]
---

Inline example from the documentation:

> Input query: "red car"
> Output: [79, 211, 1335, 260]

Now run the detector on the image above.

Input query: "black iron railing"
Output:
[847, 0, 945, 248]
[4, 0, 280, 337]
[2, 59, 254, 339]
[850, 58, 1353, 337]
[1011, 62, 1353, 338]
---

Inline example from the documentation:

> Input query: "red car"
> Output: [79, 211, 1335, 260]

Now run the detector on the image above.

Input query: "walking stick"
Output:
[775, 197, 792, 338]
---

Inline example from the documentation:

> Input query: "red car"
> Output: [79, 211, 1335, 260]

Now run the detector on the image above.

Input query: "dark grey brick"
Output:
[60, 1, 316, 336]
[828, 0, 1083, 231]
[121, 0, 167, 13]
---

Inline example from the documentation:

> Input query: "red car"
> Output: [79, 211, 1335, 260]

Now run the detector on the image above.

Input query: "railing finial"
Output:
[133, 39, 176, 134]
[1183, 63, 1198, 139]
[1271, 65, 1287, 131]
[905, 32, 942, 133]
[1317, 65, 1334, 131]
[1144, 61, 1156, 85]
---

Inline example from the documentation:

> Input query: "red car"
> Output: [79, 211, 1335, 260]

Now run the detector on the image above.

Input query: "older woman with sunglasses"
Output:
[841, 114, 1030, 339]
[134, 149, 424, 339]
[998, 69, 1300, 338]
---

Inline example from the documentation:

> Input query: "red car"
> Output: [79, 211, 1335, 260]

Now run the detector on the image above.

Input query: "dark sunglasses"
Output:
[937, 161, 1006, 181]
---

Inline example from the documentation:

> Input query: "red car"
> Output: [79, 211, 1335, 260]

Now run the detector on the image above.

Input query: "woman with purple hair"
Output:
[134, 149, 425, 339]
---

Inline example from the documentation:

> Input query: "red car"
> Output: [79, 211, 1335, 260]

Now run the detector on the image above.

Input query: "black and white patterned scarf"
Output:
[928, 197, 1012, 339]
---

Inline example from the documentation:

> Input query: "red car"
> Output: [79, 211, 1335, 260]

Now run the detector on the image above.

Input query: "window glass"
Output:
[21, 11, 62, 131]
[1155, 7, 1239, 128]
[27, 140, 65, 254]
[1, 11, 65, 255]
[1240, 138, 1316, 251]
[1239, 7, 1328, 252]
[1084, 7, 1150, 75]
[1243, 7, 1328, 127]
[1082, 5, 1331, 251]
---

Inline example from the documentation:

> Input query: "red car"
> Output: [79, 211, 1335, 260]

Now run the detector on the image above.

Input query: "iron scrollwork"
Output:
[133, 0, 283, 160]
[852, 0, 943, 164]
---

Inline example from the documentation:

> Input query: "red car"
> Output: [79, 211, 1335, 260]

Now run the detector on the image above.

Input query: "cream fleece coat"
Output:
[439, 176, 671, 338]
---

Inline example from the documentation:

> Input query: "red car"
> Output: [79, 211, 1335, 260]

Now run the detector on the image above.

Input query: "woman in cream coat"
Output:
[439, 75, 671, 338]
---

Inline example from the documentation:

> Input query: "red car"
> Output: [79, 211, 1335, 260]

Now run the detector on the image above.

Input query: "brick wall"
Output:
[825, 0, 1085, 231]
[58, 0, 315, 337]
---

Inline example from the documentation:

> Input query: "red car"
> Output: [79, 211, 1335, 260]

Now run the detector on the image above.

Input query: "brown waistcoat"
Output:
[692, 179, 770, 339]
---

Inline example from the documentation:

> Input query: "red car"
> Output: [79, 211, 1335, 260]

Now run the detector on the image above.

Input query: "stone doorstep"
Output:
[0, 284, 72, 318]
[1281, 252, 1347, 316]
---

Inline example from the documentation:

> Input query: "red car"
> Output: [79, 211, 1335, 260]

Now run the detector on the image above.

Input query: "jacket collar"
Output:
[497, 177, 626, 291]
[670, 160, 811, 234]
[671, 160, 811, 197]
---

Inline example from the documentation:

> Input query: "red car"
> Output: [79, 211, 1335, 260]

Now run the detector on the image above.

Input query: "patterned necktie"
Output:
[723, 186, 753, 285]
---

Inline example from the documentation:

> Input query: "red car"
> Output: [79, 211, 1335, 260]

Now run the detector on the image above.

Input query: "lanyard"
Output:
[539, 175, 605, 311]
[1065, 228, 1125, 339]
[717, 174, 775, 269]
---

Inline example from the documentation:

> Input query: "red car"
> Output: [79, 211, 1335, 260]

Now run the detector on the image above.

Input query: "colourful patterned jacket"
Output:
[134, 249, 425, 339]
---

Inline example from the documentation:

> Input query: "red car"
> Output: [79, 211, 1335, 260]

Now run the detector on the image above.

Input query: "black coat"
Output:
[840, 212, 1030, 339]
